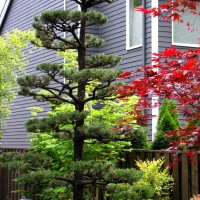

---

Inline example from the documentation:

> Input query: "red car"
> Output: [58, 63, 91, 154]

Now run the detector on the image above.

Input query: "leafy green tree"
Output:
[0, 1, 153, 200]
[0, 29, 34, 128]
[152, 99, 180, 150]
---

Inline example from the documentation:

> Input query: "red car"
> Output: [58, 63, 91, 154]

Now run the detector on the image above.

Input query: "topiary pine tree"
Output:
[152, 98, 180, 150]
[5, 1, 153, 200]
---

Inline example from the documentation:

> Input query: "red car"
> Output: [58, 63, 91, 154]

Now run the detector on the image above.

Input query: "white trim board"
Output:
[151, 0, 159, 141]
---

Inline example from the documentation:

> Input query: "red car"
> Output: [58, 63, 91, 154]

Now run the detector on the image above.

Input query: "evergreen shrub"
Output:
[152, 99, 180, 150]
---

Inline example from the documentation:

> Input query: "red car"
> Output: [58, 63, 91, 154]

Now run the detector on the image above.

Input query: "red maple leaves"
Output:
[118, 46, 200, 152]
[136, 0, 199, 22]
[117, 0, 200, 153]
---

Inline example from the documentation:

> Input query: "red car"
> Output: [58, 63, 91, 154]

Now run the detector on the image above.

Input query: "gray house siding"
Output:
[158, 0, 171, 52]
[100, 1, 143, 72]
[0, 0, 64, 148]
[0, 0, 113, 148]
[2, 0, 184, 148]
[99, 0, 153, 138]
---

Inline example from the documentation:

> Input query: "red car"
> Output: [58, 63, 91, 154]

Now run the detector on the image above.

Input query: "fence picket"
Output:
[172, 154, 180, 200]
[146, 152, 153, 161]
[127, 151, 137, 168]
[191, 154, 199, 197]
[182, 152, 189, 200]
[163, 152, 170, 168]
[0, 168, 8, 200]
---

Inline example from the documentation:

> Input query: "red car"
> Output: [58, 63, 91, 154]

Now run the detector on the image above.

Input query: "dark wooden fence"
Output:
[0, 148, 27, 200]
[119, 150, 200, 200]
[0, 149, 199, 200]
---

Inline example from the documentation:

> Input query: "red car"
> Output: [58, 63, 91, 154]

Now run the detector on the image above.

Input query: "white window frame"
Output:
[126, 0, 142, 50]
[172, 5, 200, 47]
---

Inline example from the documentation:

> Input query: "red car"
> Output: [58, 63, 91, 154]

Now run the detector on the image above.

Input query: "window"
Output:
[172, 4, 200, 47]
[126, 0, 142, 50]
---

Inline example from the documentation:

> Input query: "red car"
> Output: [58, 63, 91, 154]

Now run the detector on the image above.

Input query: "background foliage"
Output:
[0, 29, 34, 128]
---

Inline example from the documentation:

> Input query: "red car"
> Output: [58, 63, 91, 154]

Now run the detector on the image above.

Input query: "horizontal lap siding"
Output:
[1, 0, 155, 148]
[0, 0, 101, 148]
[100, 1, 153, 139]
[0, 0, 64, 148]
[158, 0, 172, 52]
[100, 1, 143, 73]
[87, 5, 100, 56]
[144, 0, 153, 138]
[145, 1, 152, 66]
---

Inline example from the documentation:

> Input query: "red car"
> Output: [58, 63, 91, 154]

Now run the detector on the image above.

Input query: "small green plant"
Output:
[152, 98, 180, 150]
[107, 182, 154, 200]
[131, 127, 150, 149]
[136, 157, 174, 200]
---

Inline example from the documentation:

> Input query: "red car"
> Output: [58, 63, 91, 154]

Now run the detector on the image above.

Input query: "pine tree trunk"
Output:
[73, 184, 84, 200]
[73, 136, 84, 200]
[73, 6, 87, 200]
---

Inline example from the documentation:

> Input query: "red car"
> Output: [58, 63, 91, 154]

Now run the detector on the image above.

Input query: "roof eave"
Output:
[0, 0, 12, 30]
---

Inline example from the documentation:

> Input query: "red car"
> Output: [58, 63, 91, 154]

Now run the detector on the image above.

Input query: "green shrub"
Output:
[136, 157, 174, 200]
[152, 98, 180, 150]
[131, 127, 150, 149]
[107, 182, 154, 200]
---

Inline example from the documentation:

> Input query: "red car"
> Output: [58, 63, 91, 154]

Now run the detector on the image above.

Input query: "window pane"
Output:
[173, 6, 200, 46]
[129, 0, 142, 47]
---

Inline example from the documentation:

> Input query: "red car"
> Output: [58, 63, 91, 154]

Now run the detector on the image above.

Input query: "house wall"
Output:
[1, 0, 156, 148]
[99, 0, 153, 138]
[0, 0, 126, 148]
[100, 1, 143, 72]
[0, 0, 64, 148]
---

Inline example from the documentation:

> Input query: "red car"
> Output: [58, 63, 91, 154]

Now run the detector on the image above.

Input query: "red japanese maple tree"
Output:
[118, 0, 200, 152]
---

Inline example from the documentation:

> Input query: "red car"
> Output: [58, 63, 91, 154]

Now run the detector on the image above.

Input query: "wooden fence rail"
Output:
[0, 149, 199, 200]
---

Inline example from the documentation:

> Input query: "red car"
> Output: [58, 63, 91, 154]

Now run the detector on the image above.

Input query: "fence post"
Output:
[0, 167, 9, 200]
[181, 152, 189, 200]
[191, 154, 199, 197]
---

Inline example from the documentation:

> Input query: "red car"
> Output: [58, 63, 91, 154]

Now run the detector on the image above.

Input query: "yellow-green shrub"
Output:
[136, 157, 174, 200]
